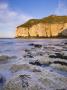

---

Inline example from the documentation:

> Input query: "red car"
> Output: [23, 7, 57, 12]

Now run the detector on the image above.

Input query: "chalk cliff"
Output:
[16, 15, 67, 38]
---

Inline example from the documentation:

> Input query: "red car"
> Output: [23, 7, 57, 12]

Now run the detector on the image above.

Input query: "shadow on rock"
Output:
[29, 43, 42, 48]
[24, 54, 34, 58]
[29, 60, 51, 67]
[0, 74, 6, 84]
[49, 53, 67, 60]
[19, 74, 30, 88]
[53, 61, 67, 66]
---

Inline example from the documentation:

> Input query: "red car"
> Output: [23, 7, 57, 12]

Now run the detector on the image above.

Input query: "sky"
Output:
[0, 0, 67, 38]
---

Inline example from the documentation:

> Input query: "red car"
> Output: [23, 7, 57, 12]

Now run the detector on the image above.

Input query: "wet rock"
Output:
[49, 54, 56, 58]
[50, 63, 67, 71]
[32, 68, 41, 72]
[37, 70, 67, 90]
[0, 76, 5, 90]
[29, 43, 35, 46]
[34, 44, 42, 48]
[4, 68, 67, 90]
[0, 55, 17, 61]
[9, 56, 17, 59]
[64, 42, 67, 45]
[39, 78, 56, 89]
[10, 64, 31, 73]
[44, 46, 55, 50]
[55, 44, 64, 47]
[35, 52, 44, 56]
[29, 56, 52, 65]
[56, 88, 66, 90]
[29, 60, 51, 67]
[4, 73, 45, 90]
[49, 53, 67, 60]
[29, 60, 42, 66]
[53, 61, 67, 66]
[0, 55, 17, 64]
[29, 43, 42, 48]
[0, 55, 10, 64]
[0, 55, 9, 61]
[24, 49, 34, 58]
[0, 74, 6, 90]
[0, 74, 6, 84]
[24, 54, 34, 58]
[27, 51, 45, 57]
[19, 74, 30, 88]
[24, 49, 30, 53]
[62, 46, 67, 51]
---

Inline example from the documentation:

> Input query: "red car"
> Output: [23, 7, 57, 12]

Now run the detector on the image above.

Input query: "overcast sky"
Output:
[0, 0, 67, 38]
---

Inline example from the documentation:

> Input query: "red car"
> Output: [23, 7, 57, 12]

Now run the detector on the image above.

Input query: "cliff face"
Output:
[16, 15, 67, 38]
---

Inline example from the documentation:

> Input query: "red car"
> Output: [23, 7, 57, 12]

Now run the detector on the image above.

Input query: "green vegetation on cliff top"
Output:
[17, 15, 67, 28]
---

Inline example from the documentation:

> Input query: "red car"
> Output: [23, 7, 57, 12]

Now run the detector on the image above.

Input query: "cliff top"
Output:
[17, 15, 67, 28]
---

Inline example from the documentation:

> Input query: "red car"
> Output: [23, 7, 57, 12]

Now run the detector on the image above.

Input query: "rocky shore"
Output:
[0, 39, 67, 90]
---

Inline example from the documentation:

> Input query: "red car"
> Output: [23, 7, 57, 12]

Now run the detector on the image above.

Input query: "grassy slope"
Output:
[17, 15, 67, 28]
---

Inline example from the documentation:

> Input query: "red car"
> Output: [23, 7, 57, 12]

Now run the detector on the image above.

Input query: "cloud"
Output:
[54, 0, 67, 15]
[0, 3, 33, 37]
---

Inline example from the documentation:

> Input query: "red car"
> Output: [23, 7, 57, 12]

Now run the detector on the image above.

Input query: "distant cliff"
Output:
[16, 15, 67, 38]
